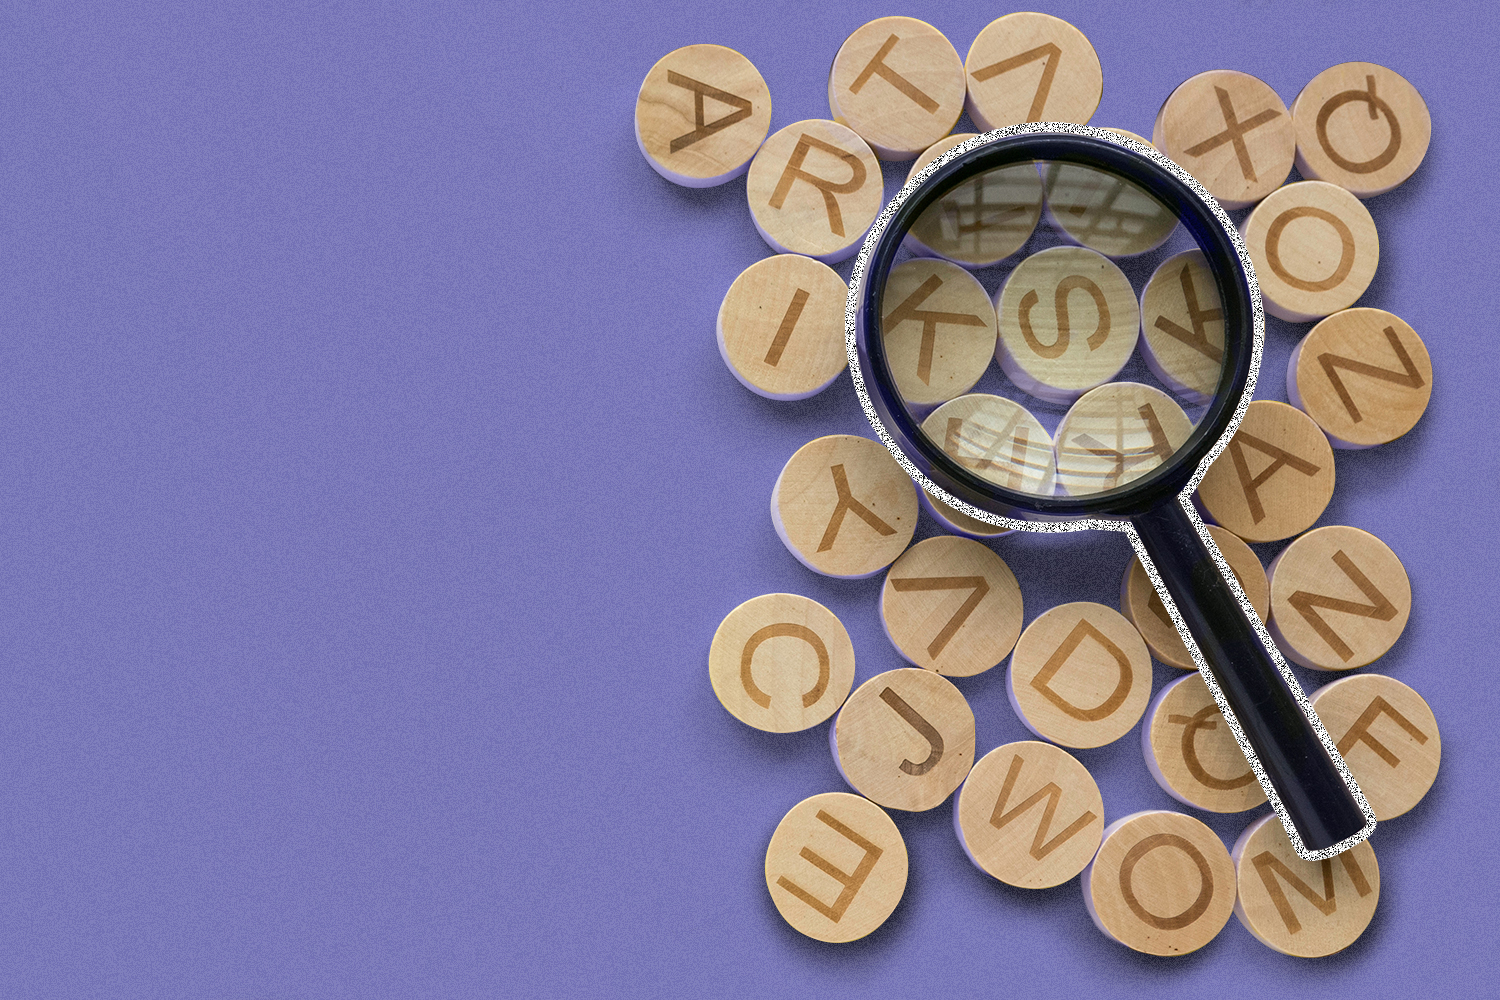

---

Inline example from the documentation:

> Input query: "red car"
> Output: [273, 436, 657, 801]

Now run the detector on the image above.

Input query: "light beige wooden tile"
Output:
[921, 394, 1057, 496]
[718, 254, 849, 400]
[955, 740, 1104, 888]
[1143, 673, 1268, 812]
[765, 792, 908, 942]
[1007, 602, 1152, 748]
[1311, 673, 1440, 821]
[880, 536, 1024, 677]
[964, 13, 1102, 132]
[772, 435, 919, 579]
[905, 135, 1043, 268]
[1122, 524, 1269, 670]
[1197, 400, 1335, 542]
[1043, 161, 1178, 258]
[995, 246, 1141, 404]
[1053, 383, 1192, 496]
[828, 17, 966, 160]
[883, 259, 998, 407]
[1083, 810, 1237, 955]
[1242, 180, 1380, 322]
[1232, 812, 1379, 956]
[1293, 62, 1431, 198]
[1267, 525, 1412, 671]
[1139, 249, 1226, 404]
[747, 120, 883, 262]
[832, 668, 976, 811]
[1289, 308, 1432, 448]
[709, 593, 857, 733]
[1153, 70, 1294, 210]
[635, 44, 773, 187]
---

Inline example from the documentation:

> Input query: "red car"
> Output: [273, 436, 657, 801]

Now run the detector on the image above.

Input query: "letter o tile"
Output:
[1292, 62, 1431, 199]
[709, 594, 857, 733]
[1007, 602, 1152, 748]
[634, 44, 773, 187]
[832, 668, 976, 812]
[880, 536, 1024, 677]
[1242, 181, 1379, 323]
[766, 792, 908, 943]
[1311, 673, 1440, 821]
[747, 120, 883, 263]
[772, 435, 919, 579]
[954, 741, 1104, 888]
[1083, 810, 1237, 956]
[1142, 673, 1267, 813]
[1232, 812, 1380, 956]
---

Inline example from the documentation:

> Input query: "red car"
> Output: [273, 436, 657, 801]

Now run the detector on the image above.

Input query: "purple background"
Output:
[2, 2, 1497, 996]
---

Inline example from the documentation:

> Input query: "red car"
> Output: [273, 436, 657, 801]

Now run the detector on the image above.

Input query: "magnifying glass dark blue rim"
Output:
[849, 123, 1375, 860]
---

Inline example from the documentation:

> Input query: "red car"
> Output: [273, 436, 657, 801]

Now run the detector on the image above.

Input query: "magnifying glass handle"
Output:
[1131, 500, 1373, 857]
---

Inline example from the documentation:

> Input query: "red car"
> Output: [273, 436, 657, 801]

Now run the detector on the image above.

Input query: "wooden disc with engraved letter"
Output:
[718, 254, 849, 400]
[772, 434, 918, 579]
[765, 792, 908, 943]
[1153, 70, 1295, 210]
[1143, 673, 1268, 812]
[994, 246, 1140, 404]
[921, 394, 1057, 497]
[1232, 813, 1380, 956]
[709, 594, 857, 733]
[883, 259, 998, 407]
[1311, 673, 1439, 821]
[1122, 524, 1270, 669]
[828, 17, 966, 160]
[1292, 62, 1431, 199]
[1267, 525, 1412, 671]
[904, 135, 1043, 267]
[747, 120, 883, 263]
[955, 741, 1105, 888]
[1288, 308, 1432, 448]
[964, 13, 1102, 132]
[880, 536, 1024, 677]
[1243, 181, 1380, 322]
[1054, 383, 1192, 497]
[1139, 249, 1226, 404]
[1197, 400, 1335, 542]
[1084, 810, 1237, 955]
[1007, 602, 1152, 749]
[832, 668, 976, 812]
[635, 44, 773, 187]
[1043, 161, 1178, 258]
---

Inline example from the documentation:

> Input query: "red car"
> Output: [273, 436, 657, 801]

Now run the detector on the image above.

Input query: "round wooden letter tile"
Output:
[1143, 674, 1267, 812]
[828, 17, 966, 160]
[880, 536, 1024, 677]
[1232, 812, 1379, 956]
[832, 668, 976, 812]
[1311, 673, 1440, 821]
[1007, 602, 1152, 749]
[1197, 400, 1335, 542]
[1139, 249, 1227, 404]
[1267, 525, 1412, 671]
[1083, 810, 1237, 955]
[921, 394, 1057, 497]
[709, 594, 857, 733]
[955, 741, 1104, 889]
[1289, 308, 1432, 448]
[884, 259, 999, 407]
[1043, 161, 1178, 258]
[1243, 180, 1380, 322]
[1152, 70, 1295, 210]
[1293, 62, 1431, 199]
[905, 135, 1043, 268]
[772, 435, 918, 579]
[1054, 383, 1192, 497]
[747, 120, 882, 263]
[1122, 524, 1269, 669]
[919, 486, 1013, 540]
[995, 246, 1141, 404]
[964, 13, 1102, 132]
[635, 44, 773, 187]
[718, 254, 849, 400]
[765, 792, 908, 943]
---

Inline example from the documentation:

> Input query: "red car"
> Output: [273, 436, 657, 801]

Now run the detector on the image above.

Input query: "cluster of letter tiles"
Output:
[638, 13, 1436, 957]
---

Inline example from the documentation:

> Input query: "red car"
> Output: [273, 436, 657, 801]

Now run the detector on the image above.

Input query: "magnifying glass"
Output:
[848, 123, 1375, 861]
